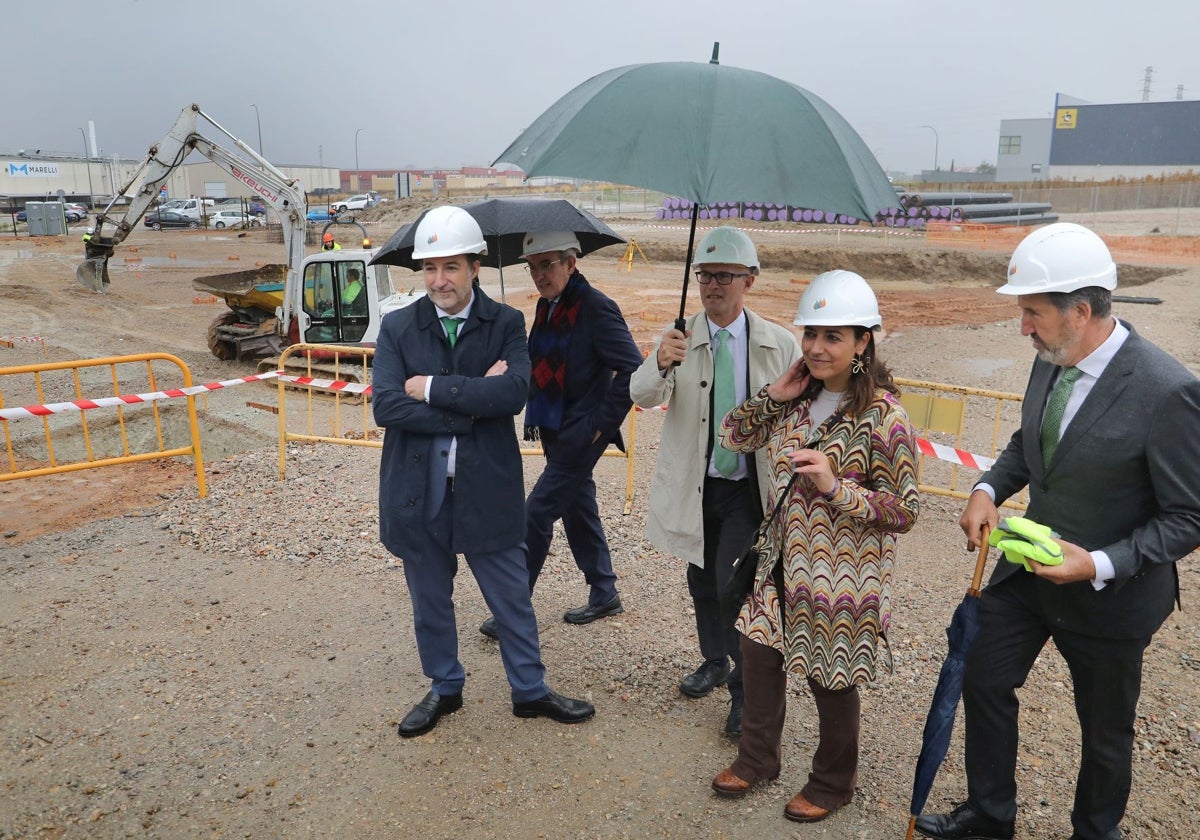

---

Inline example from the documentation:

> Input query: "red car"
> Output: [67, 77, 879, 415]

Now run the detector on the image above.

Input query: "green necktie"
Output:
[1040, 365, 1082, 466]
[712, 328, 737, 477]
[441, 316, 460, 348]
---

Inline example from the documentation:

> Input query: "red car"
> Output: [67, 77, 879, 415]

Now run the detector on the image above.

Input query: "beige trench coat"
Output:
[630, 308, 800, 567]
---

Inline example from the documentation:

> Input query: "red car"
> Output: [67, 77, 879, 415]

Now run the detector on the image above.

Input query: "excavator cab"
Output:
[300, 258, 370, 344]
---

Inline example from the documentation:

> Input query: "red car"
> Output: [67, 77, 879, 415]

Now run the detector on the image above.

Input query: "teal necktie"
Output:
[441, 316, 460, 348]
[712, 328, 737, 477]
[1041, 365, 1082, 466]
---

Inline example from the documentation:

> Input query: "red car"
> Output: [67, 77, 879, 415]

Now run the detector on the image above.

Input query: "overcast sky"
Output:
[6, 1, 1197, 177]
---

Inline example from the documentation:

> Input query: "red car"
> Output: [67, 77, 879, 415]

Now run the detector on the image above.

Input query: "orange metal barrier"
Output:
[896, 377, 1027, 511]
[274, 343, 640, 513]
[0, 353, 206, 496]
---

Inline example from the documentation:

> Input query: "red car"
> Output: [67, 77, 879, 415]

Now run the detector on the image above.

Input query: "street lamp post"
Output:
[354, 128, 365, 193]
[920, 125, 939, 172]
[78, 127, 94, 210]
[250, 104, 264, 155]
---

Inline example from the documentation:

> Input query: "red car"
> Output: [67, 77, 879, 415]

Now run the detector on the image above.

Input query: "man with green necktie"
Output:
[917, 223, 1200, 840]
[630, 227, 800, 737]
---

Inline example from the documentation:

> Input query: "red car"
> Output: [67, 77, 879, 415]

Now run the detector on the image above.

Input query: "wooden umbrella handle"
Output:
[968, 523, 991, 596]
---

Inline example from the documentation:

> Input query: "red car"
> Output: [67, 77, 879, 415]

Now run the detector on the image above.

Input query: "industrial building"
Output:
[996, 93, 1200, 182]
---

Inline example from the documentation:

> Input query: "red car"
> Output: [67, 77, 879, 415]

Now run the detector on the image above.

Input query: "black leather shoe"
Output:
[915, 802, 1014, 840]
[479, 616, 498, 639]
[563, 595, 623, 625]
[724, 696, 743, 737]
[512, 690, 595, 723]
[397, 690, 463, 738]
[679, 660, 731, 698]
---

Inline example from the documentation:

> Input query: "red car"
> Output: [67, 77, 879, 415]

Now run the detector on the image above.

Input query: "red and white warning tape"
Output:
[276, 374, 372, 395]
[0, 334, 47, 345]
[0, 370, 283, 422]
[1, 370, 996, 473]
[914, 438, 994, 472]
[0, 370, 377, 422]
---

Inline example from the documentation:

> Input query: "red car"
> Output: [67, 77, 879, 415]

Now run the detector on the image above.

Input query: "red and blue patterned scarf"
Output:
[524, 272, 584, 440]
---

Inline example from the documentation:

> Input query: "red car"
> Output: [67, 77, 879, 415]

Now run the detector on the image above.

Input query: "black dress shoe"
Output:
[563, 595, 623, 625]
[397, 690, 463, 738]
[915, 802, 1014, 840]
[679, 659, 731, 698]
[724, 696, 743, 736]
[512, 690, 595, 723]
[479, 616, 498, 639]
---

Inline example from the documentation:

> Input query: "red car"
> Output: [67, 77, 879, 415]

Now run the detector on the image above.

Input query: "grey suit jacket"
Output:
[983, 322, 1200, 638]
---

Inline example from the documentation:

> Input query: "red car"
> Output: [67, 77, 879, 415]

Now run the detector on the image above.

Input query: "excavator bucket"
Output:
[76, 238, 114, 292]
[76, 257, 107, 291]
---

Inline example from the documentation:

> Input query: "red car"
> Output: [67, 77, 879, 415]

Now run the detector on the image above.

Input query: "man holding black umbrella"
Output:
[479, 231, 642, 637]
[629, 227, 800, 736]
[916, 223, 1200, 840]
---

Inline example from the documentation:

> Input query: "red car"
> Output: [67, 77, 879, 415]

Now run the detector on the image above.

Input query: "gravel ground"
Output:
[2, 213, 1199, 838]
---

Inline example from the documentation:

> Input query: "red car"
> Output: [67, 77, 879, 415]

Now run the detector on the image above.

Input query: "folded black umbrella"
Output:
[370, 197, 626, 301]
[905, 526, 992, 840]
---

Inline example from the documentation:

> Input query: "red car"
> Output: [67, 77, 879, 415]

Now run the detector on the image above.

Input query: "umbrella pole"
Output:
[675, 204, 700, 332]
[497, 242, 506, 303]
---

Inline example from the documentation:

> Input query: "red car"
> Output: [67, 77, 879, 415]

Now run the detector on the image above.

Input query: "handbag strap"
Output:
[759, 407, 846, 531]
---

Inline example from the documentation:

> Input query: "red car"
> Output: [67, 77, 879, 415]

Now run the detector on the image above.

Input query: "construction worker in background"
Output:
[321, 232, 341, 251]
[342, 268, 367, 316]
[82, 226, 94, 244]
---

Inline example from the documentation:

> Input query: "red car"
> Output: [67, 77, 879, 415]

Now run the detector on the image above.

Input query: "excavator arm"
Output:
[78, 102, 308, 324]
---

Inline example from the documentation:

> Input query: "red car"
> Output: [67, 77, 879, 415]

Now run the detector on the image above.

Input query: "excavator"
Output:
[78, 103, 421, 369]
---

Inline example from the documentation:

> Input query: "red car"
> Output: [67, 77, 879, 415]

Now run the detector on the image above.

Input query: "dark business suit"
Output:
[963, 322, 1200, 838]
[373, 286, 550, 703]
[525, 271, 643, 605]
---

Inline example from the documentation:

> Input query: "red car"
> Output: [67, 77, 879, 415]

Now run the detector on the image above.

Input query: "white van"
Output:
[162, 198, 215, 220]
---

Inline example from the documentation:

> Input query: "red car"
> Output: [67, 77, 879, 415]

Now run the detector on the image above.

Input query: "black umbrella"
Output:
[370, 198, 626, 301]
[905, 526, 992, 840]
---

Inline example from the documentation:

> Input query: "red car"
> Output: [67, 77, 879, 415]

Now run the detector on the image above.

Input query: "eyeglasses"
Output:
[694, 270, 750, 286]
[524, 257, 566, 275]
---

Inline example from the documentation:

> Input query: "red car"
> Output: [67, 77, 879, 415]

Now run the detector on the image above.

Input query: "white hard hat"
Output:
[999, 222, 1117, 295]
[411, 206, 487, 260]
[794, 270, 882, 329]
[520, 230, 581, 258]
[693, 227, 759, 270]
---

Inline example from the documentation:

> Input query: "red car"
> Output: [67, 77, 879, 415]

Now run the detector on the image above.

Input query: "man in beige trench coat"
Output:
[630, 227, 800, 736]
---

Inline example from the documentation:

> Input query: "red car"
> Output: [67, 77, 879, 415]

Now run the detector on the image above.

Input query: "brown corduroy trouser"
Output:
[729, 634, 860, 809]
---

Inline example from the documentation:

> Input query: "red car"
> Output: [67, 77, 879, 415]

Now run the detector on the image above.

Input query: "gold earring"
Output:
[851, 354, 867, 375]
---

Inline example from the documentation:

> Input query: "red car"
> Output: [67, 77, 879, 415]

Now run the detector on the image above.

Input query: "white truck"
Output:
[79, 103, 421, 366]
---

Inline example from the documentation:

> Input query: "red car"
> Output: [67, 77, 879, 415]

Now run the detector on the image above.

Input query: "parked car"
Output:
[209, 209, 261, 229]
[145, 210, 200, 230]
[306, 208, 333, 222]
[332, 194, 374, 212]
[64, 208, 86, 223]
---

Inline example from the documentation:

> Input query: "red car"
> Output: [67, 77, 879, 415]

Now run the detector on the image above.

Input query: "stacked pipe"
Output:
[656, 198, 860, 225]
[880, 191, 1058, 227]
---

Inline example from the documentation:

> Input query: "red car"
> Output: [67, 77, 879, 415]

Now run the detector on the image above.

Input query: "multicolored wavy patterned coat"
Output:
[720, 385, 920, 690]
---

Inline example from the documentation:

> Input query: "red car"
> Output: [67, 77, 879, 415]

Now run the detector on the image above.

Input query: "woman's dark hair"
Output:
[796, 328, 899, 417]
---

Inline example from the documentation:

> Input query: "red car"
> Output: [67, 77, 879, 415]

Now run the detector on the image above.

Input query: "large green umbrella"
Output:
[494, 44, 896, 328]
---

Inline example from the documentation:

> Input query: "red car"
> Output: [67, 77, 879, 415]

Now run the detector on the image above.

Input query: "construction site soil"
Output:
[1, 206, 1198, 839]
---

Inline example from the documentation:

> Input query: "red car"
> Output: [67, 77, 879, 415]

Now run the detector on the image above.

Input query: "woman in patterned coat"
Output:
[710, 270, 920, 824]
